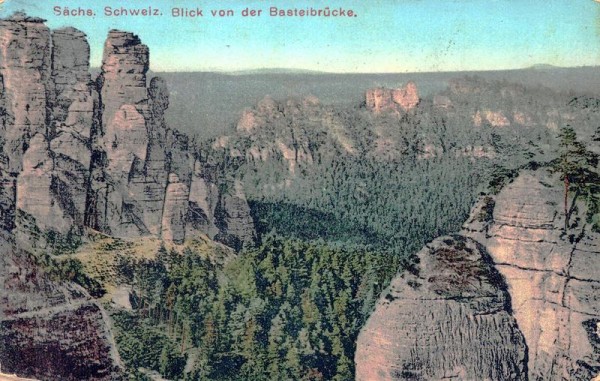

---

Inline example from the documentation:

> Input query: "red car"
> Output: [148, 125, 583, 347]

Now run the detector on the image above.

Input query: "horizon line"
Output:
[88, 64, 600, 76]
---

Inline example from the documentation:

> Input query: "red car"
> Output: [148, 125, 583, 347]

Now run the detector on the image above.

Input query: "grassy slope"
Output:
[59, 229, 235, 302]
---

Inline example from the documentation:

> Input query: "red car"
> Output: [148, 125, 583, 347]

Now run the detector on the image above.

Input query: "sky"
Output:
[1, 0, 599, 73]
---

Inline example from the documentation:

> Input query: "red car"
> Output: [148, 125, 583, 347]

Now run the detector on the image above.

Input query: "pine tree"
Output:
[552, 126, 599, 232]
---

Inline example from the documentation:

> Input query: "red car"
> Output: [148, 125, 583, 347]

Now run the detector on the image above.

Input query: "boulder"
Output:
[356, 235, 527, 381]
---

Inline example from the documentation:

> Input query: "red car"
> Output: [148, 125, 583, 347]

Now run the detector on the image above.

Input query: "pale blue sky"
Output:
[1, 0, 599, 72]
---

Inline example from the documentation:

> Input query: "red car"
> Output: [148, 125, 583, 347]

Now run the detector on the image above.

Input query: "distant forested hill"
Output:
[148, 67, 600, 139]
[204, 75, 600, 258]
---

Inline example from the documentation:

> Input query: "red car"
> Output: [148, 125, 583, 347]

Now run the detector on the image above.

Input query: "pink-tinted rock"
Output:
[366, 82, 420, 114]
[99, 30, 149, 128]
[91, 30, 166, 237]
[356, 235, 527, 381]
[484, 110, 510, 127]
[391, 81, 419, 110]
[464, 170, 600, 380]
[104, 104, 148, 174]
[365, 88, 395, 114]
[237, 109, 261, 133]
[0, 18, 254, 249]
[358, 169, 600, 381]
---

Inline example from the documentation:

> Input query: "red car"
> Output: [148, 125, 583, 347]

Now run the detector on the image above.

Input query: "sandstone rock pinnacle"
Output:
[365, 82, 420, 114]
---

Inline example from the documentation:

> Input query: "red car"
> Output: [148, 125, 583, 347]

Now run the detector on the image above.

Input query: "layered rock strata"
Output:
[91, 30, 166, 237]
[0, 13, 255, 381]
[0, 14, 254, 248]
[0, 13, 51, 174]
[356, 169, 600, 380]
[356, 235, 527, 380]
[49, 27, 97, 230]
[464, 170, 600, 380]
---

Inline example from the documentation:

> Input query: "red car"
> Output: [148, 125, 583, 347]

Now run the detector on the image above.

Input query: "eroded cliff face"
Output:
[91, 30, 167, 238]
[356, 169, 600, 380]
[10, 23, 97, 251]
[355, 235, 527, 381]
[464, 170, 600, 380]
[233, 95, 322, 174]
[0, 14, 254, 248]
[0, 13, 51, 174]
[0, 13, 255, 381]
[50, 27, 97, 231]
[87, 30, 253, 246]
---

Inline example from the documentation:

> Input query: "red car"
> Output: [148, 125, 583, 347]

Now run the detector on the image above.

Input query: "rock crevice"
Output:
[0, 14, 256, 381]
[464, 170, 600, 380]
[356, 169, 600, 380]
[0, 16, 255, 248]
[356, 235, 528, 381]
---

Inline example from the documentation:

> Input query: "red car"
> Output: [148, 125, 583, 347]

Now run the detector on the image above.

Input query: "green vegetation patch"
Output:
[111, 237, 398, 380]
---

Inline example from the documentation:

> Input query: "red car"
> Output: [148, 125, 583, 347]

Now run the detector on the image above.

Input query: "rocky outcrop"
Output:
[0, 233, 123, 380]
[0, 13, 51, 174]
[14, 27, 95, 246]
[0, 15, 255, 380]
[473, 110, 511, 127]
[49, 27, 96, 230]
[15, 134, 72, 240]
[91, 30, 164, 237]
[234, 94, 363, 171]
[464, 170, 600, 380]
[85, 30, 253, 246]
[356, 235, 527, 381]
[0, 15, 254, 249]
[187, 161, 220, 238]
[365, 82, 419, 114]
[214, 180, 256, 250]
[356, 168, 600, 380]
[161, 173, 190, 244]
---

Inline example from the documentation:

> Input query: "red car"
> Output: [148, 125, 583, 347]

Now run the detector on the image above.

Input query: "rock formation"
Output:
[214, 180, 255, 250]
[91, 30, 166, 237]
[161, 173, 190, 243]
[16, 134, 72, 237]
[356, 168, 600, 380]
[473, 110, 511, 127]
[0, 13, 256, 381]
[356, 235, 527, 380]
[49, 27, 97, 231]
[227, 92, 386, 185]
[0, 13, 51, 174]
[365, 82, 419, 114]
[186, 161, 221, 239]
[0, 15, 254, 249]
[464, 170, 600, 380]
